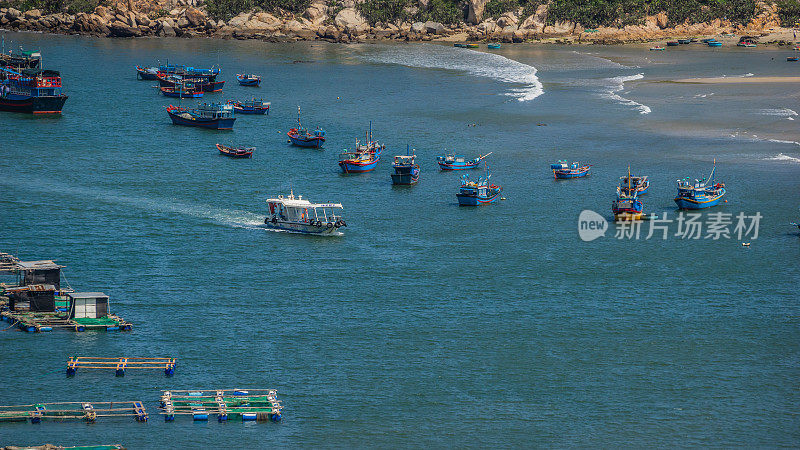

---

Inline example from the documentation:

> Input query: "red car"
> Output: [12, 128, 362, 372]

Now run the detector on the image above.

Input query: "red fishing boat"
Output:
[216, 144, 254, 158]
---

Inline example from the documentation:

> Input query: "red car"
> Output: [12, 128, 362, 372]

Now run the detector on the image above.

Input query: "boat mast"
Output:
[706, 158, 716, 185]
[297, 106, 301, 128]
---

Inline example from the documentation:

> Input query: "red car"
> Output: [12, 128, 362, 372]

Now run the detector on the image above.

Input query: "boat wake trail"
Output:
[0, 177, 264, 229]
[600, 73, 651, 114]
[766, 152, 800, 163]
[759, 108, 798, 120]
[361, 44, 543, 102]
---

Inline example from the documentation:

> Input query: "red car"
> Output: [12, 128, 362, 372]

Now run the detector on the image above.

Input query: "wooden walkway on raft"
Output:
[67, 357, 176, 377]
[0, 310, 132, 332]
[0, 401, 148, 423]
[160, 389, 282, 423]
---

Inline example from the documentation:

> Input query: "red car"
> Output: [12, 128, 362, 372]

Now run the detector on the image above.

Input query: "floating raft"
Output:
[0, 401, 147, 423]
[7, 444, 125, 449]
[66, 357, 176, 377]
[0, 309, 132, 332]
[160, 389, 282, 423]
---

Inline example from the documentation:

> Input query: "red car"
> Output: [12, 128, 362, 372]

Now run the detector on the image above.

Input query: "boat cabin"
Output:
[266, 193, 344, 224]
[17, 260, 63, 289]
[393, 155, 416, 166]
[439, 154, 465, 164]
[68, 292, 110, 319]
[197, 103, 234, 119]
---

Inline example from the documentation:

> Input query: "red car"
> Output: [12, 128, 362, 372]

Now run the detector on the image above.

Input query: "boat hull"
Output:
[437, 162, 480, 171]
[238, 79, 261, 86]
[263, 220, 343, 235]
[234, 106, 268, 115]
[340, 160, 379, 173]
[216, 144, 253, 158]
[0, 94, 68, 114]
[554, 168, 590, 179]
[391, 172, 419, 185]
[614, 212, 643, 221]
[160, 89, 203, 98]
[136, 67, 159, 80]
[456, 191, 501, 206]
[168, 110, 235, 130]
[288, 133, 324, 148]
[674, 192, 725, 209]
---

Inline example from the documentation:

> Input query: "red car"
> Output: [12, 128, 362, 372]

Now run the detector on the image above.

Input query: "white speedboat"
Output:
[265, 191, 346, 235]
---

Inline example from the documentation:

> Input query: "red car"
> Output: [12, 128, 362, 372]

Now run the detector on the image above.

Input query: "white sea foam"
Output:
[766, 153, 800, 163]
[759, 108, 798, 119]
[767, 139, 800, 147]
[600, 73, 651, 114]
[362, 44, 543, 102]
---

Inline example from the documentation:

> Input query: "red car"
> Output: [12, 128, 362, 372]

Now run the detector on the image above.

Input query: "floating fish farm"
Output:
[66, 357, 177, 377]
[160, 389, 282, 422]
[0, 401, 148, 423]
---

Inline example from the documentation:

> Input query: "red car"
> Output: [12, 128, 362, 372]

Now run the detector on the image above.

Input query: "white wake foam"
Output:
[759, 108, 798, 119]
[600, 73, 651, 114]
[767, 139, 800, 147]
[766, 153, 800, 163]
[361, 44, 543, 102]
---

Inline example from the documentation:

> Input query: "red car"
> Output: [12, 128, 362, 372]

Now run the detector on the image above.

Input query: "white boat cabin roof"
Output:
[266, 192, 342, 209]
[394, 155, 416, 163]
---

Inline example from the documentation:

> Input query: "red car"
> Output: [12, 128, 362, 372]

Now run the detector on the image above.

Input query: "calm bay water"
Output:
[1, 32, 799, 447]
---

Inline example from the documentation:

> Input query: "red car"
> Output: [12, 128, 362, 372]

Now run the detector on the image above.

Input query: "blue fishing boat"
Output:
[159, 83, 203, 98]
[436, 152, 491, 171]
[488, 43, 501, 49]
[551, 160, 591, 179]
[159, 74, 225, 92]
[708, 41, 722, 47]
[0, 67, 68, 114]
[391, 147, 419, 185]
[790, 221, 800, 231]
[237, 74, 261, 86]
[339, 147, 380, 173]
[619, 170, 649, 195]
[227, 98, 270, 114]
[287, 107, 325, 147]
[135, 65, 159, 80]
[159, 64, 220, 80]
[456, 173, 502, 206]
[612, 167, 644, 221]
[667, 41, 679, 46]
[674, 160, 726, 209]
[166, 103, 236, 130]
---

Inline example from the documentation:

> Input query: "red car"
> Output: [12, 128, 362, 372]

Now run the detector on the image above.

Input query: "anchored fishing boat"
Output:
[0, 67, 68, 114]
[227, 98, 270, 114]
[456, 172, 502, 206]
[339, 144, 380, 173]
[436, 152, 491, 171]
[391, 149, 420, 185]
[708, 41, 722, 47]
[158, 64, 220, 81]
[678, 39, 692, 44]
[159, 84, 203, 98]
[667, 41, 679, 46]
[264, 191, 346, 235]
[166, 103, 236, 130]
[158, 74, 225, 92]
[551, 160, 591, 179]
[619, 170, 649, 195]
[135, 65, 159, 80]
[287, 107, 325, 148]
[216, 143, 253, 158]
[488, 43, 501, 49]
[613, 168, 644, 221]
[237, 74, 261, 86]
[674, 160, 726, 209]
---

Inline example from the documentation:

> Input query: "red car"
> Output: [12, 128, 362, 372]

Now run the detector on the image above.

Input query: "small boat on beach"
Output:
[454, 43, 466, 48]
[787, 56, 799, 62]
[159, 85, 203, 98]
[227, 98, 270, 114]
[456, 173, 502, 206]
[216, 143, 254, 158]
[436, 152, 491, 171]
[391, 150, 420, 185]
[619, 170, 649, 195]
[466, 43, 479, 48]
[701, 38, 715, 43]
[264, 191, 346, 235]
[667, 41, 679, 46]
[674, 160, 726, 210]
[287, 107, 325, 148]
[708, 41, 722, 47]
[166, 103, 236, 130]
[649, 46, 665, 51]
[551, 160, 591, 179]
[488, 43, 501, 49]
[135, 65, 159, 80]
[678, 39, 692, 44]
[236, 74, 261, 86]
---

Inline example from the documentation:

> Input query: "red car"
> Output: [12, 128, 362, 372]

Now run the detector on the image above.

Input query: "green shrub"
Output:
[358, 0, 409, 24]
[415, 0, 464, 24]
[776, 0, 800, 27]
[483, 0, 519, 19]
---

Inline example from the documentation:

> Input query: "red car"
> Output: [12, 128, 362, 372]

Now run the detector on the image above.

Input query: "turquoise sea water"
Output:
[1, 33, 799, 447]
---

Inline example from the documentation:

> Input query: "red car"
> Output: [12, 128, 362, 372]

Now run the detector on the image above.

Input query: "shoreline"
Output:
[2, 4, 799, 47]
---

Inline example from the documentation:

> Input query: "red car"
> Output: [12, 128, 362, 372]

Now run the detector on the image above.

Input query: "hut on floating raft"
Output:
[6, 284, 56, 312]
[68, 292, 109, 319]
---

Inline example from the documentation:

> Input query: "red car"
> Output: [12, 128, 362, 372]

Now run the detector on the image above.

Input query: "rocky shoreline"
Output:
[0, 1, 797, 46]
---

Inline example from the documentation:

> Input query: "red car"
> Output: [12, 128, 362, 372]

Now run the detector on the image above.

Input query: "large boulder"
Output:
[334, 8, 368, 34]
[185, 7, 206, 27]
[24, 9, 41, 20]
[424, 21, 444, 34]
[108, 20, 141, 37]
[411, 21, 425, 33]
[304, 2, 328, 25]
[656, 11, 668, 29]
[243, 12, 281, 31]
[466, 0, 488, 25]
[6, 8, 21, 19]
[496, 11, 518, 28]
[228, 12, 250, 28]
[176, 16, 189, 28]
[159, 21, 176, 36]
[519, 4, 547, 32]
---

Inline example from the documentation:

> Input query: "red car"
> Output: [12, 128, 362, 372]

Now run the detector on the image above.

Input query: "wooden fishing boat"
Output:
[391, 151, 420, 185]
[674, 160, 726, 210]
[649, 46, 665, 51]
[678, 39, 692, 44]
[465, 43, 479, 48]
[790, 221, 800, 231]
[666, 41, 679, 46]
[216, 143, 254, 158]
[454, 43, 466, 48]
[456, 172, 501, 206]
[436, 152, 491, 171]
[787, 56, 799, 62]
[338, 131, 382, 174]
[0, 67, 68, 114]
[166, 103, 236, 130]
[551, 160, 591, 179]
[227, 98, 270, 114]
[613, 167, 644, 221]
[159, 85, 203, 98]
[619, 170, 649, 195]
[158, 64, 220, 81]
[287, 107, 325, 147]
[265, 191, 346, 235]
[237, 74, 261, 86]
[488, 43, 501, 49]
[158, 74, 225, 92]
[707, 41, 722, 47]
[135, 65, 159, 80]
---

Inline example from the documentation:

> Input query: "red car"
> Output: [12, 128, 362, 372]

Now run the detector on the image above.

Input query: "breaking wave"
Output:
[361, 44, 543, 102]
[759, 108, 798, 119]
[766, 153, 800, 163]
[600, 73, 651, 114]
[767, 139, 800, 147]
